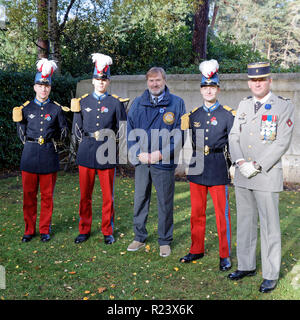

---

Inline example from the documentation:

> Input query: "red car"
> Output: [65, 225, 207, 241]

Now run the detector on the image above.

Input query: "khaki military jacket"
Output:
[229, 93, 294, 192]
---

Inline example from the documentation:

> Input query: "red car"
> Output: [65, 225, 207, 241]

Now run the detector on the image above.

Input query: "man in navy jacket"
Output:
[13, 59, 68, 243]
[127, 67, 186, 257]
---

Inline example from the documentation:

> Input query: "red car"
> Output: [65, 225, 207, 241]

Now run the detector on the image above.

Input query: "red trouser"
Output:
[22, 171, 57, 235]
[189, 182, 231, 258]
[78, 165, 115, 236]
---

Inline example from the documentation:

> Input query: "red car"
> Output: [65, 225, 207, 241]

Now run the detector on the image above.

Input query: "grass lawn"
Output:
[0, 171, 299, 301]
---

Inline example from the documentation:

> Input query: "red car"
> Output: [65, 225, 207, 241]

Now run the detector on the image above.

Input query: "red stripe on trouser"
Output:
[22, 171, 57, 235]
[189, 182, 231, 258]
[78, 166, 115, 235]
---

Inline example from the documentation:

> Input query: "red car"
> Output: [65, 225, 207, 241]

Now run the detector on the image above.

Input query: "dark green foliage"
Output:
[207, 34, 263, 74]
[0, 70, 78, 170]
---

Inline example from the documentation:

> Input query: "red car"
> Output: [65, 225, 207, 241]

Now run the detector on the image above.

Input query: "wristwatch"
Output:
[253, 161, 262, 172]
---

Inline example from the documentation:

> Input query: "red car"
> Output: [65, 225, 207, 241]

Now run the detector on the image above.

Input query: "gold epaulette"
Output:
[180, 107, 199, 130]
[223, 105, 236, 116]
[112, 94, 130, 103]
[70, 93, 88, 112]
[12, 101, 30, 122]
[54, 101, 70, 112]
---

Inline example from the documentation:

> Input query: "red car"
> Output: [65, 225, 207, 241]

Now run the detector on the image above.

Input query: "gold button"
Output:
[248, 145, 252, 148]
[41, 114, 43, 117]
[205, 137, 208, 140]
[40, 121, 43, 124]
[252, 120, 255, 123]
[206, 121, 210, 124]
[96, 123, 99, 126]
[41, 107, 44, 110]
[207, 113, 211, 116]
[250, 132, 253, 136]
[40, 128, 43, 131]
[248, 157, 252, 161]
[206, 129, 209, 132]
[97, 116, 100, 118]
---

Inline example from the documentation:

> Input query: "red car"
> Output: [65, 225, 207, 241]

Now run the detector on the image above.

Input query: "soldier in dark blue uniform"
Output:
[180, 60, 235, 271]
[72, 53, 127, 245]
[13, 58, 68, 243]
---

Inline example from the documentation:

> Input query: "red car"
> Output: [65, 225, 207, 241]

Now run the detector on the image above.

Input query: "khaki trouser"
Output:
[235, 186, 281, 280]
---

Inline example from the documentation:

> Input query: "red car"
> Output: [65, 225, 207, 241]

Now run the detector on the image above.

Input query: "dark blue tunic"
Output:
[72, 93, 127, 169]
[17, 99, 68, 174]
[187, 103, 235, 186]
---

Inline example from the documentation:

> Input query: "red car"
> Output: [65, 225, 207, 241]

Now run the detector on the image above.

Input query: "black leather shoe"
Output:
[228, 269, 256, 280]
[259, 279, 277, 293]
[220, 257, 232, 271]
[40, 234, 51, 242]
[179, 252, 204, 263]
[21, 235, 34, 243]
[104, 235, 115, 244]
[74, 234, 90, 244]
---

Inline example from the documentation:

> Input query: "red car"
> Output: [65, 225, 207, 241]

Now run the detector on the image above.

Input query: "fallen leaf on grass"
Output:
[98, 287, 107, 294]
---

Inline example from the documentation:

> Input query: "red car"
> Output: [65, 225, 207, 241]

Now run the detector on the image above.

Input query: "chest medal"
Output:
[260, 115, 278, 142]
[44, 114, 52, 121]
[210, 116, 218, 126]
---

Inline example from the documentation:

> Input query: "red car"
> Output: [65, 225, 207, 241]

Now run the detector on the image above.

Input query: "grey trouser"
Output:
[235, 186, 281, 280]
[133, 164, 175, 246]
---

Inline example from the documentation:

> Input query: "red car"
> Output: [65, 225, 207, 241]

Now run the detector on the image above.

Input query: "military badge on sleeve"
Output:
[286, 119, 293, 127]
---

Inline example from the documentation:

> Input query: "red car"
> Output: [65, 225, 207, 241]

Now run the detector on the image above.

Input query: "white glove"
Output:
[239, 161, 260, 178]
[138, 152, 150, 164]
[150, 151, 162, 164]
[229, 165, 235, 180]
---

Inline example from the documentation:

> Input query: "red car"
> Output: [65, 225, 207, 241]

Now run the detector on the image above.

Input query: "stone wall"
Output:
[75, 73, 300, 183]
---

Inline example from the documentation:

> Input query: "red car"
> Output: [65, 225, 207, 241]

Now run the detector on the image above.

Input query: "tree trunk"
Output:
[48, 0, 61, 72]
[192, 0, 210, 63]
[210, 4, 219, 32]
[37, 0, 49, 58]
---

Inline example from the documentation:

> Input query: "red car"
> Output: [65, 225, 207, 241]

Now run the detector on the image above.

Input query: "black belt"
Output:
[27, 136, 53, 145]
[84, 131, 101, 141]
[203, 145, 224, 156]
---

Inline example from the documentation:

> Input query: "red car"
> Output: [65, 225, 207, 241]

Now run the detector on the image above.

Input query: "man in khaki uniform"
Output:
[228, 62, 294, 293]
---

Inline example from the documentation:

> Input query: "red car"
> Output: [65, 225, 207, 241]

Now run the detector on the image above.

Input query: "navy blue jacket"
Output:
[187, 103, 235, 186]
[72, 93, 127, 169]
[16, 99, 68, 174]
[127, 87, 186, 170]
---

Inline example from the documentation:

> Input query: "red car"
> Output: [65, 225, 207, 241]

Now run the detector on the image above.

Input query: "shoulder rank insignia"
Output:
[180, 107, 199, 130]
[243, 96, 252, 100]
[12, 100, 30, 122]
[278, 96, 290, 101]
[70, 93, 88, 112]
[223, 105, 236, 116]
[112, 94, 130, 102]
[112, 94, 130, 109]
[54, 101, 70, 112]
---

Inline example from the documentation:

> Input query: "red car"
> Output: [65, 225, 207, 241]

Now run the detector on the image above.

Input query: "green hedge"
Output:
[0, 71, 78, 170]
